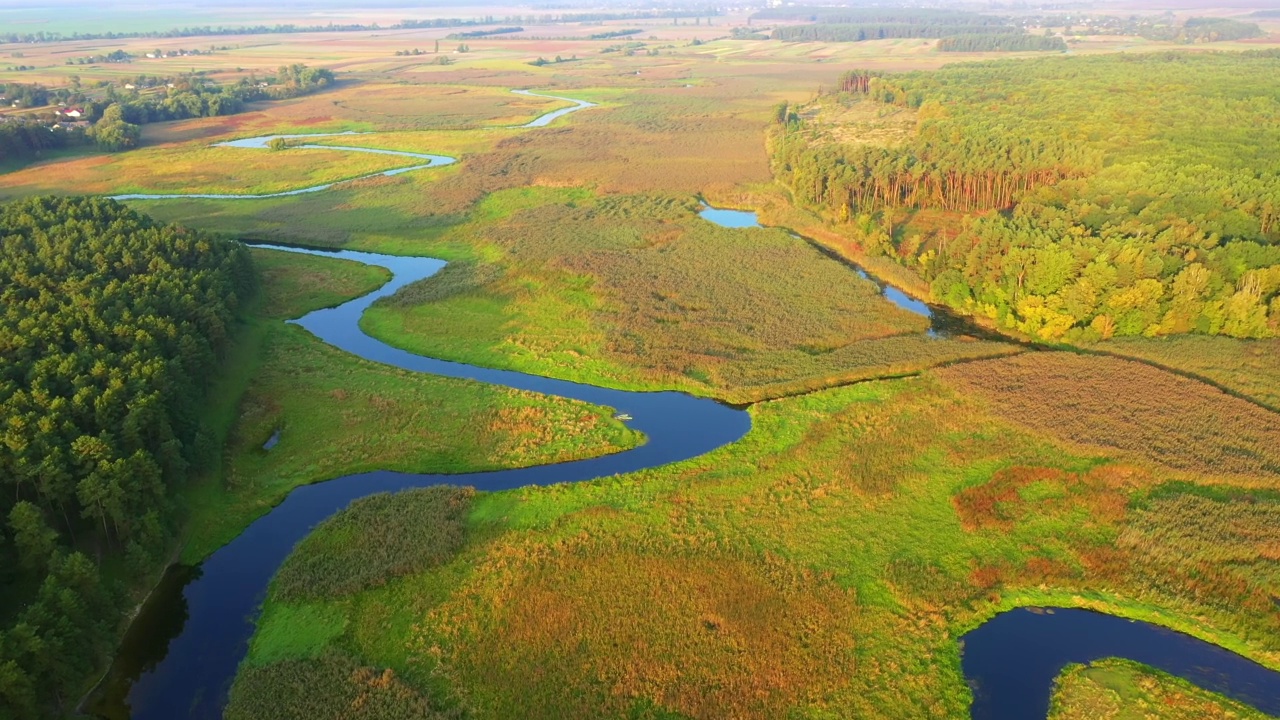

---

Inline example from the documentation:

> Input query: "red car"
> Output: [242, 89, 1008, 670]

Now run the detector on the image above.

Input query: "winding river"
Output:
[90, 92, 1280, 720]
[110, 90, 594, 202]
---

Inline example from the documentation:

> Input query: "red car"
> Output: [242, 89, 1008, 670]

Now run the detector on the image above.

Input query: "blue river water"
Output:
[963, 608, 1280, 719]
[90, 244, 749, 720]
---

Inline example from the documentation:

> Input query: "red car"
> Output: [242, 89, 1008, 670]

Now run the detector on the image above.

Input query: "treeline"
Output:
[589, 28, 645, 40]
[1146, 17, 1263, 42]
[1029, 13, 1264, 43]
[774, 23, 1022, 42]
[2, 65, 333, 159]
[0, 196, 254, 718]
[751, 7, 1008, 25]
[446, 26, 523, 39]
[0, 121, 87, 165]
[0, 10, 720, 45]
[771, 52, 1280, 341]
[1, 81, 82, 107]
[938, 34, 1066, 51]
[92, 65, 333, 150]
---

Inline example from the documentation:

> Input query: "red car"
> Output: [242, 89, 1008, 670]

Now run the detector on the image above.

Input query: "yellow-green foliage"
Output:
[1118, 488, 1280, 630]
[1049, 659, 1277, 720]
[228, 651, 455, 720]
[0, 144, 422, 197]
[251, 247, 391, 319]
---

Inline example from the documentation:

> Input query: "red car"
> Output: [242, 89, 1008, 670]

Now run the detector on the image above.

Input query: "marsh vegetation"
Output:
[1, 14, 1278, 720]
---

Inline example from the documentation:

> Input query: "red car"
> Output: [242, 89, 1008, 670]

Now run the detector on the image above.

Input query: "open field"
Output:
[1050, 659, 1276, 720]
[180, 247, 640, 562]
[357, 188, 1018, 401]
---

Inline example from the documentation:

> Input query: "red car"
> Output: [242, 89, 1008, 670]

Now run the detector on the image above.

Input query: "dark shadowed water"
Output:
[963, 608, 1280, 719]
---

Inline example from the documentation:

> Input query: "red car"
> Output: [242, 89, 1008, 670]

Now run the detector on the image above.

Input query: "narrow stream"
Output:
[86, 96, 1280, 720]
[88, 244, 750, 720]
[109, 90, 594, 202]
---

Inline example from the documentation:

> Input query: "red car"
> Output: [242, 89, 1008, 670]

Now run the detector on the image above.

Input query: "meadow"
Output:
[933, 353, 1280, 479]
[22, 57, 1028, 404]
[228, 360, 1280, 719]
[180, 247, 640, 562]
[357, 189, 1018, 401]
[1100, 336, 1280, 411]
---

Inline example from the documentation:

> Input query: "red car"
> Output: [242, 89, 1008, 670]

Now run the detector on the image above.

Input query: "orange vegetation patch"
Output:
[953, 465, 1146, 532]
[423, 549, 859, 719]
[934, 353, 1280, 479]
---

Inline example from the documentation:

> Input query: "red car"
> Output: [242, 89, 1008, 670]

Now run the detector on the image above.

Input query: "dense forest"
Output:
[0, 122, 87, 167]
[0, 197, 253, 717]
[1146, 17, 1264, 42]
[771, 52, 1280, 341]
[105, 64, 335, 127]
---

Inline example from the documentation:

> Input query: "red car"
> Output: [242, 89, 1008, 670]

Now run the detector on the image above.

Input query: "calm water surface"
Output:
[963, 608, 1280, 719]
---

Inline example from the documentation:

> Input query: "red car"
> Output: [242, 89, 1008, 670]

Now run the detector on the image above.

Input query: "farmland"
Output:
[2, 7, 1279, 720]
